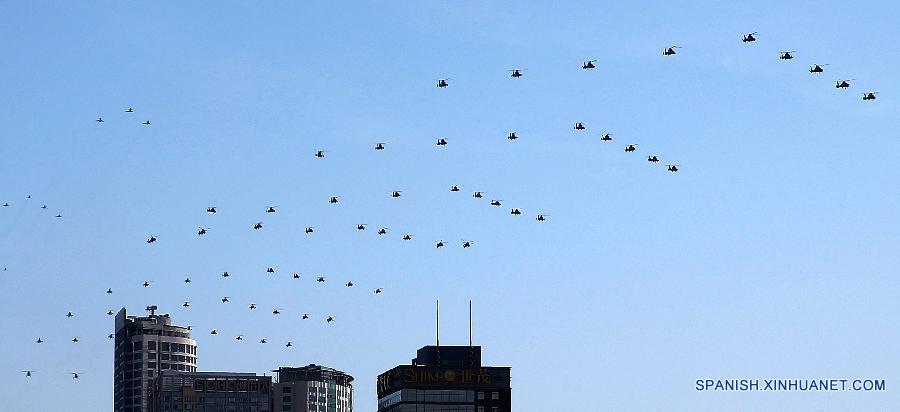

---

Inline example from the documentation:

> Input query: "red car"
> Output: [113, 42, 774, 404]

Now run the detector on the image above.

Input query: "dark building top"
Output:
[274, 364, 354, 386]
[412, 345, 482, 368]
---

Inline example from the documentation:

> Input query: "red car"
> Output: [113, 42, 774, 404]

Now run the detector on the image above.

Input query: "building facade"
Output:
[376, 346, 511, 412]
[273, 364, 353, 412]
[114, 307, 198, 412]
[148, 371, 272, 411]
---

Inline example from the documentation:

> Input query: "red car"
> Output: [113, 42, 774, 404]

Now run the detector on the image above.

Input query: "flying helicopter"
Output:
[106, 288, 113, 294]
[221, 296, 230, 303]
[253, 222, 263, 230]
[509, 69, 525, 78]
[210, 329, 218, 335]
[285, 341, 294, 347]
[184, 277, 192, 283]
[293, 273, 301, 279]
[302, 314, 310, 320]
[450, 185, 460, 192]
[71, 337, 79, 343]
[107, 310, 114, 316]
[374, 288, 383, 294]
[96, 117, 104, 123]
[510, 208, 522, 215]
[436, 79, 449, 88]
[663, 46, 681, 56]
[326, 316, 334, 323]
[779, 51, 795, 60]
[835, 79, 853, 89]
[266, 206, 277, 213]
[222, 271, 230, 278]
[600, 133, 613, 141]
[266, 267, 275, 273]
[436, 138, 448, 146]
[507, 132, 519, 140]
[375, 142, 386, 150]
[55, 214, 62, 218]
[305, 227, 315, 234]
[315, 150, 326, 158]
[435, 240, 445, 248]
[66, 311, 74, 318]
[462, 240, 474, 248]
[624, 144, 638, 152]
[473, 191, 485, 199]
[182, 301, 191, 308]
[23, 371, 33, 377]
[378, 228, 388, 235]
[2, 203, 8, 207]
[667, 164, 680, 172]
[742, 32, 758, 43]
[346, 281, 353, 287]
[391, 191, 402, 198]
[863, 92, 879, 101]
[329, 196, 340, 204]
[41, 205, 47, 209]
[36, 338, 43, 343]
[198, 227, 208, 236]
[317, 276, 326, 283]
[142, 121, 151, 125]
[126, 108, 134, 113]
[582, 60, 597, 70]
[647, 155, 660, 163]
[207, 206, 217, 213]
[72, 372, 81, 379]
[536, 214, 549, 222]
[143, 281, 152, 287]
[809, 64, 828, 73]
[490, 200, 502, 207]
[272, 309, 281, 315]
[573, 122, 586, 130]
[248, 304, 257, 310]
[402, 233, 413, 240]
[235, 335, 244, 341]
[146, 235, 158, 244]
[108, 334, 114, 339]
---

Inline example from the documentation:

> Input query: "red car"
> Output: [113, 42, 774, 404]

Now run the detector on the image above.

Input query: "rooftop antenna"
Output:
[436, 300, 440, 347]
[145, 305, 157, 316]
[469, 300, 473, 347]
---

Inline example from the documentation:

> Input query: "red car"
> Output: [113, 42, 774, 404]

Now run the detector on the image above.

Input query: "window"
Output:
[491, 392, 499, 400]
[282, 387, 292, 394]
[283, 396, 292, 403]
[478, 407, 485, 412]
[478, 392, 485, 400]
[148, 341, 156, 350]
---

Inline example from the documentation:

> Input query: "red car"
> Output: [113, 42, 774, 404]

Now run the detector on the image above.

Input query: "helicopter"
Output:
[207, 206, 217, 213]
[809, 64, 827, 73]
[72, 372, 81, 379]
[647, 155, 660, 163]
[146, 235, 158, 244]
[182, 301, 191, 308]
[222, 271, 230, 278]
[293, 273, 301, 279]
[863, 92, 879, 101]
[285, 341, 294, 347]
[346, 281, 353, 287]
[391, 191, 402, 198]
[108, 334, 115, 339]
[507, 132, 519, 140]
[742, 32, 758, 43]
[107, 288, 113, 294]
[378, 227, 388, 235]
[473, 191, 485, 199]
[582, 60, 597, 70]
[210, 329, 218, 335]
[357, 224, 366, 230]
[221, 296, 230, 303]
[272, 309, 281, 315]
[436, 138, 448, 146]
[600, 133, 613, 141]
[41, 205, 47, 209]
[66, 311, 74, 318]
[126, 108, 134, 113]
[2, 203, 8, 207]
[510, 208, 522, 215]
[462, 240, 474, 248]
[315, 150, 326, 158]
[23, 371, 34, 377]
[266, 206, 277, 213]
[329, 196, 340, 204]
[184, 277, 191, 283]
[253, 222, 263, 230]
[667, 164, 680, 172]
[142, 121, 151, 125]
[450, 185, 460, 192]
[375, 142, 386, 150]
[143, 281, 152, 287]
[55, 214, 62, 218]
[835, 79, 852, 89]
[197, 227, 208, 236]
[36, 338, 43, 344]
[435, 240, 445, 248]
[663, 46, 680, 56]
[96, 117, 104, 123]
[266, 267, 275, 273]
[107, 310, 114, 316]
[305, 227, 315, 234]
[317, 276, 326, 283]
[302, 314, 310, 320]
[509, 69, 525, 78]
[490, 200, 502, 207]
[374, 288, 383, 294]
[436, 79, 449, 88]
[573, 122, 586, 130]
[235, 335, 244, 341]
[402, 233, 413, 241]
[326, 316, 335, 323]
[536, 214, 549, 222]
[779, 51, 795, 60]
[624, 144, 638, 152]
[71, 337, 79, 343]
[248, 304, 257, 310]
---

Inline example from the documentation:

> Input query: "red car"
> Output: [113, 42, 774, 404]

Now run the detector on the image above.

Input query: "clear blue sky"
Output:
[1, 1, 898, 410]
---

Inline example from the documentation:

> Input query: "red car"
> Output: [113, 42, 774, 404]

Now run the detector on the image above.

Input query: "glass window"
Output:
[478, 392, 485, 400]
[148, 341, 156, 350]
[491, 392, 499, 400]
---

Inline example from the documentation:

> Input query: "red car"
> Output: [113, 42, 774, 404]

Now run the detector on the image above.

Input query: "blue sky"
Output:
[1, 1, 898, 410]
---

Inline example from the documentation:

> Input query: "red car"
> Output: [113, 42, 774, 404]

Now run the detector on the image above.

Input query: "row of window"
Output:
[131, 340, 197, 354]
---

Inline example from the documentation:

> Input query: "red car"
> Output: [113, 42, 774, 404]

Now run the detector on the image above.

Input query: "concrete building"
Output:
[376, 346, 511, 412]
[114, 306, 198, 412]
[273, 365, 353, 412]
[148, 371, 272, 411]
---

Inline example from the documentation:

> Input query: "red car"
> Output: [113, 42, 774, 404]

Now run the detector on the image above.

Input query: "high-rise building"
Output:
[114, 306, 198, 412]
[376, 345, 511, 412]
[147, 371, 272, 411]
[273, 364, 354, 412]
